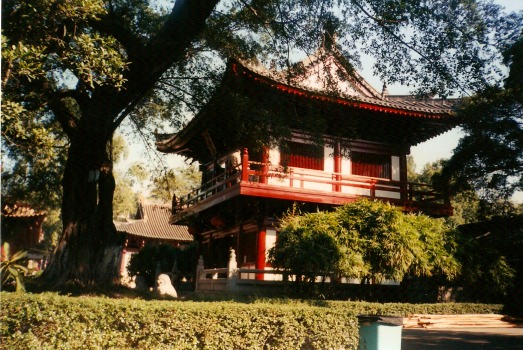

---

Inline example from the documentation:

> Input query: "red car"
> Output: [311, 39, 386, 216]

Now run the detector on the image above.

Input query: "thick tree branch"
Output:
[91, 13, 146, 64]
[109, 0, 219, 134]
[133, 0, 219, 89]
[48, 90, 85, 140]
[111, 93, 144, 133]
[109, 0, 220, 135]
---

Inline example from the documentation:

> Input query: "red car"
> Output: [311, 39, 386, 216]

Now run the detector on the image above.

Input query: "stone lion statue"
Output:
[156, 273, 178, 298]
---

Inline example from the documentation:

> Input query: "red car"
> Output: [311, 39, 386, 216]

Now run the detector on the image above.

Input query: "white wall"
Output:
[391, 156, 400, 181]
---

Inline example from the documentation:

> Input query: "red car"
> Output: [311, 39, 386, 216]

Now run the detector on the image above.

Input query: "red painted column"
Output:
[399, 154, 408, 203]
[241, 148, 249, 182]
[334, 142, 342, 192]
[261, 147, 269, 184]
[256, 227, 266, 280]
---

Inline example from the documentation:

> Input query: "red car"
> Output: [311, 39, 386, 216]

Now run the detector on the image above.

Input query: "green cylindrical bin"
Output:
[357, 315, 403, 350]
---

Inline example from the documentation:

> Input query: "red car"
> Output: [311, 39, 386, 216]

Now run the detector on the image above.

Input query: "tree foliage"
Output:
[406, 155, 417, 183]
[268, 210, 345, 283]
[441, 87, 523, 199]
[148, 165, 202, 203]
[409, 158, 521, 225]
[111, 135, 149, 220]
[456, 226, 518, 303]
[269, 199, 460, 284]
[440, 28, 523, 200]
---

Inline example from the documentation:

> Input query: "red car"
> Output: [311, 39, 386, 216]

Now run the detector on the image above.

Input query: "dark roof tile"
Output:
[2, 204, 46, 218]
[116, 203, 192, 241]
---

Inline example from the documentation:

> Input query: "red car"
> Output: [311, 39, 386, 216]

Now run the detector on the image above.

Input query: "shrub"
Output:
[270, 199, 461, 286]
[1, 293, 502, 350]
[268, 211, 343, 283]
[1, 293, 359, 349]
[127, 242, 198, 287]
[0, 242, 29, 292]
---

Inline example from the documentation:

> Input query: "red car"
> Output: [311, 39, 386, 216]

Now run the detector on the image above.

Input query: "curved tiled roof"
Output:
[116, 203, 192, 241]
[236, 57, 458, 117]
[156, 54, 460, 159]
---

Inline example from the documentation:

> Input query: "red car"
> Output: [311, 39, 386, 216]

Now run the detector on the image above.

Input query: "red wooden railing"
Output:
[173, 148, 450, 214]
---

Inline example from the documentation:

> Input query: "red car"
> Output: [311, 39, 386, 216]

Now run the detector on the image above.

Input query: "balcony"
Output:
[171, 149, 452, 223]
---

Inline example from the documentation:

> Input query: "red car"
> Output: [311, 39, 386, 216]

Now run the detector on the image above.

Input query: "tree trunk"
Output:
[42, 127, 124, 288]
[41, 0, 219, 289]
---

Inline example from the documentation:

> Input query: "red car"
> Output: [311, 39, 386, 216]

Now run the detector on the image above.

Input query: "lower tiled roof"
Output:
[116, 204, 192, 241]
[2, 204, 46, 218]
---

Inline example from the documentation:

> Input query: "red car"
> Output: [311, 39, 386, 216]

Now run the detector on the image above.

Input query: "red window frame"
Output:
[351, 152, 391, 179]
[280, 141, 324, 171]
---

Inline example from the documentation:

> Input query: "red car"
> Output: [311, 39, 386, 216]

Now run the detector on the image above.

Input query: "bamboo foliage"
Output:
[270, 199, 460, 284]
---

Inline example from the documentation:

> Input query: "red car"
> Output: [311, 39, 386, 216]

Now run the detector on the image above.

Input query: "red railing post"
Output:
[370, 180, 376, 198]
[333, 143, 342, 192]
[241, 148, 249, 182]
[261, 147, 269, 184]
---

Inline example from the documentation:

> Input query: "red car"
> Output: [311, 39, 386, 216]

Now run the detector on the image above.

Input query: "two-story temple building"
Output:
[156, 49, 460, 277]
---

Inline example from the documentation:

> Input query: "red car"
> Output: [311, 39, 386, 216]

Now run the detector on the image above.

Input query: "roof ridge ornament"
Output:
[322, 30, 337, 51]
[381, 83, 389, 100]
[321, 16, 340, 51]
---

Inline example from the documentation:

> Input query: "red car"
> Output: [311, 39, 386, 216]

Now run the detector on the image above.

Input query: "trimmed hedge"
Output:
[1, 293, 502, 350]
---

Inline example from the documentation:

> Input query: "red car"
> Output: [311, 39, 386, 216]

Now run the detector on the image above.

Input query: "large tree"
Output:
[2, 0, 520, 288]
[440, 29, 523, 200]
[411, 159, 521, 225]
[441, 86, 523, 200]
[148, 165, 201, 203]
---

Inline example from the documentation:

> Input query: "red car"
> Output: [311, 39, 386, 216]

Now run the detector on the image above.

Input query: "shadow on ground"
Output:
[402, 328, 523, 350]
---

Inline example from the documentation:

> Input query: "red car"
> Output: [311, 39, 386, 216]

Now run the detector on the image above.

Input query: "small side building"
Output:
[1, 203, 47, 271]
[116, 201, 193, 282]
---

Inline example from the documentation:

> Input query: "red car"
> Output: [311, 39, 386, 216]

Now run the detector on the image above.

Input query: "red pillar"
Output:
[399, 154, 408, 202]
[256, 227, 266, 280]
[333, 142, 342, 192]
[241, 148, 250, 182]
[261, 147, 269, 184]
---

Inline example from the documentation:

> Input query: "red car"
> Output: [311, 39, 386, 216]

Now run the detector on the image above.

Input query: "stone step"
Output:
[403, 314, 521, 329]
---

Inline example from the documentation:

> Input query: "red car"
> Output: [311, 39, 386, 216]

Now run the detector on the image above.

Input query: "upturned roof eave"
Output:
[230, 58, 458, 118]
[155, 75, 231, 155]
